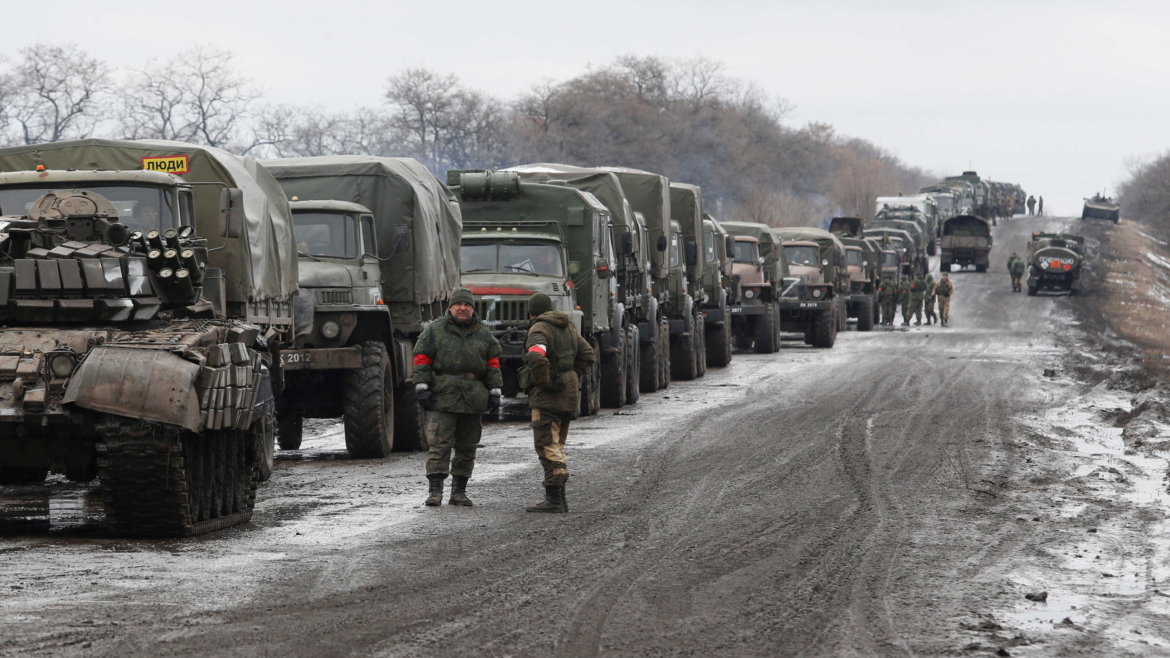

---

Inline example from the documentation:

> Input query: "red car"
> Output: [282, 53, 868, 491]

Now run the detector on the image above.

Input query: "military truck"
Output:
[700, 212, 734, 366]
[670, 183, 723, 372]
[719, 222, 785, 353]
[944, 172, 994, 224]
[262, 157, 462, 453]
[1082, 194, 1120, 223]
[507, 164, 650, 406]
[866, 219, 926, 276]
[923, 182, 974, 218]
[0, 139, 299, 536]
[829, 217, 880, 331]
[874, 196, 939, 255]
[940, 214, 992, 272]
[1027, 232, 1084, 296]
[772, 227, 847, 348]
[863, 227, 918, 277]
[446, 170, 610, 416]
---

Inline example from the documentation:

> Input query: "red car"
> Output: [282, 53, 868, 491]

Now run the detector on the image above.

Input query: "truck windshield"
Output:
[703, 230, 716, 263]
[731, 240, 757, 264]
[846, 250, 863, 266]
[461, 242, 564, 276]
[0, 184, 176, 233]
[785, 245, 819, 267]
[884, 252, 900, 268]
[294, 212, 358, 258]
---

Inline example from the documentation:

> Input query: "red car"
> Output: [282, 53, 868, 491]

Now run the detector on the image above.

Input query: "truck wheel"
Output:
[579, 337, 601, 417]
[928, 240, 938, 257]
[1027, 285, 1038, 296]
[940, 262, 951, 272]
[695, 312, 708, 377]
[857, 297, 875, 331]
[753, 306, 777, 353]
[670, 326, 699, 381]
[975, 264, 987, 273]
[872, 295, 881, 325]
[277, 414, 302, 450]
[625, 325, 641, 404]
[706, 321, 732, 367]
[253, 412, 276, 482]
[639, 323, 660, 393]
[600, 328, 627, 408]
[343, 341, 394, 459]
[0, 466, 49, 485]
[393, 386, 426, 452]
[812, 309, 836, 348]
[657, 320, 671, 390]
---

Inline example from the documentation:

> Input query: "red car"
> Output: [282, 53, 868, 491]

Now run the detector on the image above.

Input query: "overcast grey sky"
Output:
[16, 0, 1170, 215]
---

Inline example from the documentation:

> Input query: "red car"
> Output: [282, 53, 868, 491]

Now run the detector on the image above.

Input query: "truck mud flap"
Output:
[64, 347, 202, 431]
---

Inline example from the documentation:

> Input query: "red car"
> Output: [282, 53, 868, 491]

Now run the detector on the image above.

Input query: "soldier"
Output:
[1038, 196, 1044, 216]
[909, 273, 926, 325]
[522, 293, 595, 513]
[878, 275, 898, 326]
[935, 273, 954, 326]
[923, 273, 937, 325]
[1007, 252, 1026, 292]
[414, 288, 503, 507]
[1026, 196, 1036, 216]
[898, 275, 913, 326]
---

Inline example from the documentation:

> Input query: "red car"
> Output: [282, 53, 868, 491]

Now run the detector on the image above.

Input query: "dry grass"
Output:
[1093, 220, 1170, 375]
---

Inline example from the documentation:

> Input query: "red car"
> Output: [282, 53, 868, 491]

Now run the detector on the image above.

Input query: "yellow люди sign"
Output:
[141, 155, 190, 175]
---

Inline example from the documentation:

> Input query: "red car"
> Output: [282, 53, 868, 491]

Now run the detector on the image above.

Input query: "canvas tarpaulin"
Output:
[0, 139, 297, 305]
[262, 156, 462, 306]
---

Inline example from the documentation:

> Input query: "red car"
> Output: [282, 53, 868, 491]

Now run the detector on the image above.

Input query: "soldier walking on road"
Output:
[523, 293, 596, 513]
[878, 276, 898, 326]
[1026, 196, 1036, 215]
[909, 274, 926, 325]
[936, 274, 954, 326]
[1008, 252, 1026, 292]
[923, 273, 937, 325]
[1038, 196, 1044, 216]
[898, 275, 913, 326]
[414, 288, 503, 507]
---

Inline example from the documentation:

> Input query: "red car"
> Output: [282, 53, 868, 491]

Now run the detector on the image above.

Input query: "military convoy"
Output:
[829, 217, 881, 331]
[1026, 232, 1084, 295]
[0, 139, 297, 536]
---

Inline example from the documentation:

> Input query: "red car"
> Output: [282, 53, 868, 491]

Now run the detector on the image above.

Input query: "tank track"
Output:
[97, 422, 258, 537]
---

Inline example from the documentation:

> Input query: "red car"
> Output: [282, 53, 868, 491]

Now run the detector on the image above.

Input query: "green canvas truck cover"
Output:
[668, 182, 705, 282]
[505, 163, 638, 235]
[262, 156, 462, 306]
[771, 226, 846, 262]
[0, 138, 296, 305]
[719, 221, 789, 281]
[596, 166, 671, 278]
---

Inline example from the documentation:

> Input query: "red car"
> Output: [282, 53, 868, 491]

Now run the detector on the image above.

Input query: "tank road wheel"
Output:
[753, 305, 777, 354]
[393, 385, 426, 452]
[625, 325, 641, 405]
[671, 324, 699, 381]
[706, 320, 732, 368]
[812, 309, 837, 348]
[658, 320, 671, 390]
[99, 424, 259, 537]
[579, 337, 602, 417]
[600, 327, 628, 408]
[343, 341, 395, 459]
[857, 296, 875, 332]
[0, 466, 49, 485]
[639, 321, 661, 393]
[277, 413, 303, 451]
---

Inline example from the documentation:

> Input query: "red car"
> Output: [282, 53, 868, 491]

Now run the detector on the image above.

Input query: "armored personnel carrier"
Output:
[0, 139, 298, 536]
[1082, 194, 1120, 223]
[1027, 232, 1084, 295]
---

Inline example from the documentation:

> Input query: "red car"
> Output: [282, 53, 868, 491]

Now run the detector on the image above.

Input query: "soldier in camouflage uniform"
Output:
[523, 293, 596, 513]
[935, 274, 954, 326]
[878, 276, 898, 326]
[909, 274, 926, 325]
[898, 276, 913, 326]
[1007, 252, 1026, 292]
[413, 288, 503, 507]
[923, 273, 937, 325]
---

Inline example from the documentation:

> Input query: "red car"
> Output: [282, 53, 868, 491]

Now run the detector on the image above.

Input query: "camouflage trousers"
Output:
[881, 300, 897, 325]
[1011, 274, 1022, 291]
[424, 411, 483, 478]
[531, 408, 572, 486]
[924, 296, 937, 321]
[938, 296, 951, 322]
[902, 299, 922, 324]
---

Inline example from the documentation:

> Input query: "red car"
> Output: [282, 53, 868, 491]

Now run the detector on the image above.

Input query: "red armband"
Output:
[528, 345, 547, 355]
[413, 354, 433, 366]
[487, 357, 500, 369]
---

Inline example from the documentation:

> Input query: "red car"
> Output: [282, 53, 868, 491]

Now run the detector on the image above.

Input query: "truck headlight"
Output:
[744, 289, 756, 299]
[320, 321, 341, 339]
[811, 288, 824, 299]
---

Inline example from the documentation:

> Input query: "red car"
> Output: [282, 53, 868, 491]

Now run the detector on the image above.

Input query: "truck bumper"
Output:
[279, 347, 364, 371]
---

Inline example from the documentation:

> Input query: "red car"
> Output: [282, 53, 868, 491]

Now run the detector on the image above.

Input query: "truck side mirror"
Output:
[656, 235, 668, 252]
[220, 188, 244, 239]
[685, 241, 698, 267]
[725, 235, 735, 256]
[596, 259, 610, 279]
[621, 232, 634, 255]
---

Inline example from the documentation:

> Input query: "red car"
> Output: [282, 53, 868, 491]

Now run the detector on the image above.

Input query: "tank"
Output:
[1082, 195, 1120, 223]
[0, 139, 296, 536]
[1026, 232, 1084, 295]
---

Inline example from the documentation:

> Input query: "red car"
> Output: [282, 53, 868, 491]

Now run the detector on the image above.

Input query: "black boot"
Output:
[449, 476, 472, 506]
[525, 485, 566, 513]
[425, 474, 445, 507]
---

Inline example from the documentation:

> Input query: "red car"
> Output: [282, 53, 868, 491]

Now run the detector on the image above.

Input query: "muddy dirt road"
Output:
[3, 215, 1165, 657]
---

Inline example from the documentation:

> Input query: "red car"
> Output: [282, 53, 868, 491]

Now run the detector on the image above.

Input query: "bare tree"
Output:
[12, 45, 109, 144]
[385, 68, 460, 169]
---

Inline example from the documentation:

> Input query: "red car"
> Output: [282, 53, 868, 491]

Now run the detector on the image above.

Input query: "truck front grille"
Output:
[315, 289, 353, 305]
[474, 298, 529, 325]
